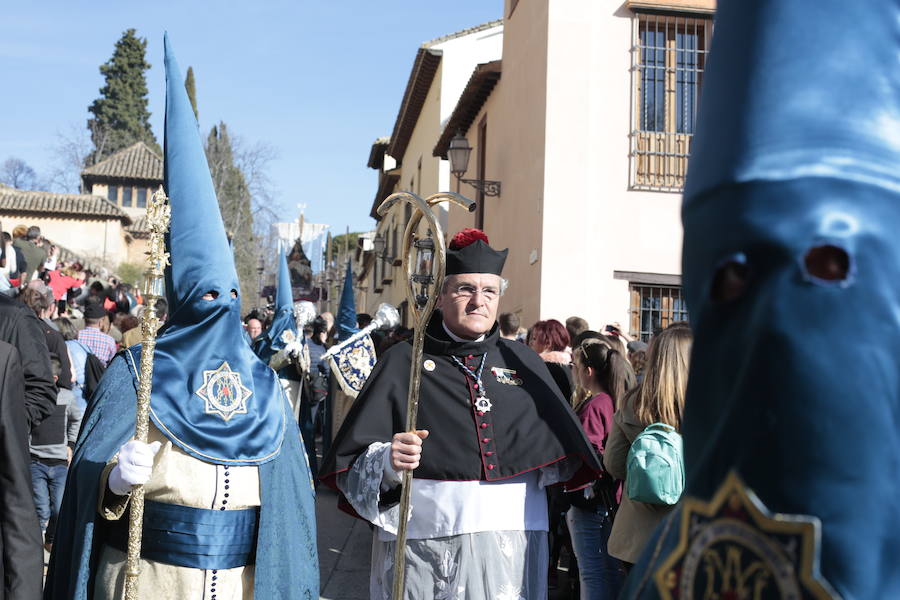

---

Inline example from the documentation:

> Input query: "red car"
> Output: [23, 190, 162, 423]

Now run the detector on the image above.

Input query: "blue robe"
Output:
[45, 350, 319, 599]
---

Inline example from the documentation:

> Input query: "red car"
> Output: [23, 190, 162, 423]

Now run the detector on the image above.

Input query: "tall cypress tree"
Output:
[184, 66, 199, 121]
[206, 123, 258, 310]
[87, 29, 160, 164]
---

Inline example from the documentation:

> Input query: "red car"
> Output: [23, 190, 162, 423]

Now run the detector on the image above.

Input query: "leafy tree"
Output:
[326, 232, 360, 263]
[205, 123, 258, 311]
[0, 158, 38, 190]
[184, 66, 199, 121]
[116, 262, 144, 286]
[87, 29, 159, 164]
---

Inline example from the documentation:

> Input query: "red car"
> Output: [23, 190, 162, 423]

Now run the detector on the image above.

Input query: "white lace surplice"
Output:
[337, 442, 580, 600]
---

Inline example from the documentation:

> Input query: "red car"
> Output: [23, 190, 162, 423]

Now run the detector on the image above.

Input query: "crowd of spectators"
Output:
[508, 314, 687, 599]
[0, 223, 169, 597]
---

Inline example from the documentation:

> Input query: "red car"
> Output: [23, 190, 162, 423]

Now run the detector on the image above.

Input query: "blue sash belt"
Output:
[108, 500, 259, 570]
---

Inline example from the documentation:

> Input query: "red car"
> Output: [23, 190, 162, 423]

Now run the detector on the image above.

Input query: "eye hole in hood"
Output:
[803, 245, 851, 284]
[710, 253, 749, 304]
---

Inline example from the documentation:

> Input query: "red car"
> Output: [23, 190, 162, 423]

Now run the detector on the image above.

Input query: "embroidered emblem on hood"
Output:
[655, 472, 838, 599]
[195, 361, 252, 422]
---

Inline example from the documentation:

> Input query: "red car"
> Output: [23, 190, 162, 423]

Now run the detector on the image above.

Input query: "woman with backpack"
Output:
[567, 338, 635, 599]
[603, 323, 692, 570]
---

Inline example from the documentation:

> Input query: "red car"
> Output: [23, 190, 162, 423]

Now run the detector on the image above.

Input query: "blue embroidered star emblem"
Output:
[195, 361, 252, 422]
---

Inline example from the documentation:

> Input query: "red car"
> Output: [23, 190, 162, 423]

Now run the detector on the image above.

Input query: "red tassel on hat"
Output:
[449, 228, 489, 250]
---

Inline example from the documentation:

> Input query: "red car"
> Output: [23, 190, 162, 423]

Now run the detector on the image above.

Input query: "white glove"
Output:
[285, 340, 304, 360]
[108, 440, 162, 496]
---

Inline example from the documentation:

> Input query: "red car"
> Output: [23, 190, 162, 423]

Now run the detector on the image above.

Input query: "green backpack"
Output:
[626, 423, 684, 505]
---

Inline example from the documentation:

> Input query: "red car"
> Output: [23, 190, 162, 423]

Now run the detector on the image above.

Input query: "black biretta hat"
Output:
[446, 229, 508, 276]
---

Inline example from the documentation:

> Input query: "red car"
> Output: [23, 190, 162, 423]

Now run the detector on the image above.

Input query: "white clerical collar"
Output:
[442, 321, 486, 343]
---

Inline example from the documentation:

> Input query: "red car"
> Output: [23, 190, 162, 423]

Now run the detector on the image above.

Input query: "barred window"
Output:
[629, 284, 689, 341]
[630, 13, 711, 192]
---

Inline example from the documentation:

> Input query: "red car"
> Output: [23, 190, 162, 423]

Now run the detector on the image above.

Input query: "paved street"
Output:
[317, 486, 372, 600]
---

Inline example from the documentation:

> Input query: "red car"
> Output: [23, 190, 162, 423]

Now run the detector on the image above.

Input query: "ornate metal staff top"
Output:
[376, 191, 475, 600]
[321, 302, 400, 361]
[124, 187, 171, 600]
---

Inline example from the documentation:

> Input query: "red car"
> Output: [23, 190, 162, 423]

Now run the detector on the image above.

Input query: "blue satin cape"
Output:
[44, 349, 318, 599]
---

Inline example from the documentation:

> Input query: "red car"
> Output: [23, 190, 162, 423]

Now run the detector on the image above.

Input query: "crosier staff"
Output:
[123, 187, 171, 600]
[376, 191, 475, 600]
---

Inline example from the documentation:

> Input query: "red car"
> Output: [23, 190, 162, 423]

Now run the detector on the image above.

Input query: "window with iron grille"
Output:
[630, 12, 712, 192]
[629, 284, 689, 341]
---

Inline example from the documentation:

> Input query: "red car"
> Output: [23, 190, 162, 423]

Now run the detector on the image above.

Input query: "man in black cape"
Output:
[320, 228, 601, 599]
[0, 340, 43, 599]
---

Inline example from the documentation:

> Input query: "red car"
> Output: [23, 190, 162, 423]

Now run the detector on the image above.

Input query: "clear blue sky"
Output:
[0, 1, 502, 234]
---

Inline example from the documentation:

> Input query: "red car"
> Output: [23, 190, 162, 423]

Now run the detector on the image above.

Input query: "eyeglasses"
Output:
[450, 284, 500, 301]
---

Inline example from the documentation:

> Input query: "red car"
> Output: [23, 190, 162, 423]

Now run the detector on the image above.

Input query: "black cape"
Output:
[320, 313, 601, 511]
[0, 341, 43, 599]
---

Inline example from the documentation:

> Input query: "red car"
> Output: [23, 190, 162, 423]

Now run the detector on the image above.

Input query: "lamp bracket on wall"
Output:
[459, 178, 501, 197]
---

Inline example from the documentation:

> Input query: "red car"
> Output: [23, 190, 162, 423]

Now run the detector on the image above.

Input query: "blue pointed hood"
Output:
[253, 249, 299, 364]
[677, 1, 900, 595]
[162, 38, 239, 314]
[145, 34, 285, 466]
[276, 246, 294, 309]
[336, 259, 358, 341]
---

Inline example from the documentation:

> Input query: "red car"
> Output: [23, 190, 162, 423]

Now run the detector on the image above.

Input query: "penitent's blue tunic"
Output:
[44, 349, 319, 599]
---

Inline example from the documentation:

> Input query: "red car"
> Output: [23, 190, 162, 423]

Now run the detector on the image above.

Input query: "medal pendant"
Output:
[474, 395, 493, 413]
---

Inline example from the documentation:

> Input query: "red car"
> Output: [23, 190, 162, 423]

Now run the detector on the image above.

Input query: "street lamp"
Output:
[447, 132, 501, 197]
[372, 232, 395, 263]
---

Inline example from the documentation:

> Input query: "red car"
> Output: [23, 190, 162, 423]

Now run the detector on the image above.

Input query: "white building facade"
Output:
[439, 0, 714, 338]
[359, 21, 505, 323]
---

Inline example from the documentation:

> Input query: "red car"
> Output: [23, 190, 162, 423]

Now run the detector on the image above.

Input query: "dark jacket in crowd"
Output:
[0, 293, 56, 428]
[12, 238, 46, 284]
[31, 321, 81, 463]
[41, 321, 72, 390]
[0, 341, 43, 600]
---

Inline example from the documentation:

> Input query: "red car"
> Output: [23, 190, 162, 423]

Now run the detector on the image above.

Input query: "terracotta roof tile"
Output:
[81, 142, 163, 182]
[433, 60, 502, 158]
[387, 48, 443, 162]
[423, 20, 503, 48]
[386, 20, 503, 165]
[125, 215, 149, 236]
[367, 137, 391, 170]
[0, 184, 131, 223]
